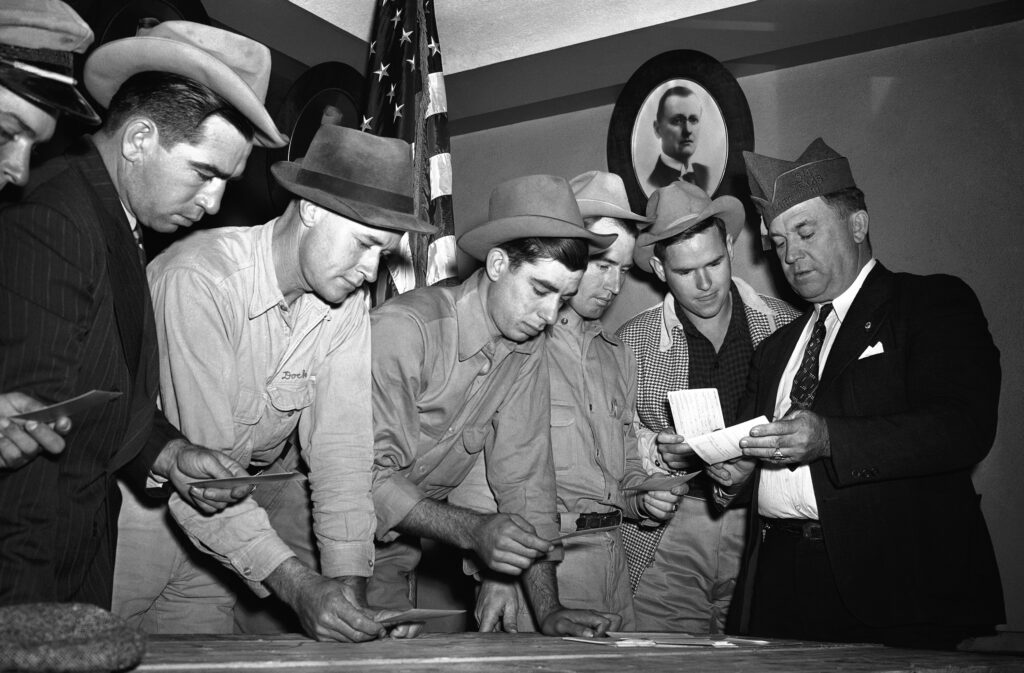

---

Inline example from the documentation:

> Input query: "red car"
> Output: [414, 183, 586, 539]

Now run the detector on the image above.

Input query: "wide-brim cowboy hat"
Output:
[634, 180, 744, 272]
[569, 170, 651, 226]
[0, 0, 100, 124]
[457, 174, 617, 262]
[271, 124, 435, 235]
[83, 21, 287, 147]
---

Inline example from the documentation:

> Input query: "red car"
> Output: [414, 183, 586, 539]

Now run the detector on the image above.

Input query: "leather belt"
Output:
[761, 517, 824, 542]
[559, 510, 622, 534]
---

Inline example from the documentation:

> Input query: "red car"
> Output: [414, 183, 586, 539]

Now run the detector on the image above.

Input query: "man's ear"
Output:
[725, 233, 735, 260]
[120, 118, 157, 163]
[849, 210, 869, 243]
[650, 255, 667, 283]
[298, 199, 322, 228]
[485, 247, 509, 282]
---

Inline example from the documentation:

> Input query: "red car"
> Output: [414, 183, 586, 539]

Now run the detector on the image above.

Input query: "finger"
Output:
[1, 419, 38, 454]
[602, 611, 623, 634]
[194, 486, 240, 504]
[502, 594, 518, 633]
[24, 421, 66, 455]
[186, 487, 221, 514]
[486, 560, 527, 576]
[488, 549, 536, 573]
[53, 415, 73, 435]
[0, 438, 27, 469]
[497, 529, 552, 556]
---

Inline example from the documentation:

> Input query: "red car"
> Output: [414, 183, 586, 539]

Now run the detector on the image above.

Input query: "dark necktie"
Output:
[789, 303, 833, 411]
[681, 171, 696, 185]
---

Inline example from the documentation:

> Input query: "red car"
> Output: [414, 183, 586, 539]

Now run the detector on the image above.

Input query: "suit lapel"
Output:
[817, 263, 893, 397]
[71, 141, 146, 377]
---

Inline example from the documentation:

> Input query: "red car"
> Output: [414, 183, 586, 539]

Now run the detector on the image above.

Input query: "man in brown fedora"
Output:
[112, 125, 434, 641]
[0, 21, 285, 609]
[464, 171, 686, 632]
[0, 0, 101, 471]
[712, 138, 1003, 648]
[615, 180, 799, 633]
[369, 174, 619, 638]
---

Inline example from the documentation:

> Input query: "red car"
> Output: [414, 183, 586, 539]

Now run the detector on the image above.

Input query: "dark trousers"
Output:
[748, 518, 987, 650]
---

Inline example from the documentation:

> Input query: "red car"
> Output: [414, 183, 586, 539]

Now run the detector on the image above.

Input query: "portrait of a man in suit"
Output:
[647, 86, 708, 192]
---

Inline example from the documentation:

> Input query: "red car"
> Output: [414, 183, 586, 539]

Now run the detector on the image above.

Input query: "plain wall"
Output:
[448, 20, 1024, 629]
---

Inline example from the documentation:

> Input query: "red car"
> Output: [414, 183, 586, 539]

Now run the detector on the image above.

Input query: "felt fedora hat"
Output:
[634, 180, 743, 272]
[569, 170, 651, 226]
[84, 20, 287, 147]
[0, 0, 100, 124]
[457, 174, 617, 262]
[271, 124, 435, 234]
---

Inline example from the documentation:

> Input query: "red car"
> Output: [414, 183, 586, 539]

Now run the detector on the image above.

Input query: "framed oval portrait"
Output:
[607, 50, 754, 216]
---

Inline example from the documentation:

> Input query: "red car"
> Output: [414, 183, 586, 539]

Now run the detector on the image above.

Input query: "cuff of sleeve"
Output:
[373, 472, 428, 539]
[228, 537, 296, 598]
[321, 541, 375, 578]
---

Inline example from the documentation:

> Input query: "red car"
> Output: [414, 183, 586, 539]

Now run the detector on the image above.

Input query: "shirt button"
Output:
[368, 559, 374, 568]
[242, 567, 252, 576]
[561, 318, 568, 325]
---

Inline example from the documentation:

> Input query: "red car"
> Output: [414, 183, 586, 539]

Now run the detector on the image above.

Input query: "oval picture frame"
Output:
[607, 50, 754, 217]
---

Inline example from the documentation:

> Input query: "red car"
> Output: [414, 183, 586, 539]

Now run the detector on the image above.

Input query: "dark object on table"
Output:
[0, 602, 145, 672]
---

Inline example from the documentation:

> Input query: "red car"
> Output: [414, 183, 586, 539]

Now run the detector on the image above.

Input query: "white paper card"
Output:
[687, 416, 769, 464]
[666, 388, 724, 437]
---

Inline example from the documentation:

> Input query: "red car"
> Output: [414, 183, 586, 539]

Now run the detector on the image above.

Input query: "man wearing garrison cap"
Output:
[0, 21, 286, 609]
[709, 138, 1003, 647]
[0, 0, 100, 472]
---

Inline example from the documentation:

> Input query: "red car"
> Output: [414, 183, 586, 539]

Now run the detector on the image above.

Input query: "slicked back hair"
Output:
[821, 187, 867, 219]
[104, 71, 255, 148]
[653, 216, 726, 263]
[496, 236, 589, 273]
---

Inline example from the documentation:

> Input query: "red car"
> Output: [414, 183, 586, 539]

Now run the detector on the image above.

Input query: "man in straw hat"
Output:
[709, 138, 1003, 648]
[368, 174, 619, 638]
[463, 171, 686, 632]
[113, 125, 432, 641]
[0, 0, 101, 473]
[615, 180, 799, 633]
[0, 21, 287, 609]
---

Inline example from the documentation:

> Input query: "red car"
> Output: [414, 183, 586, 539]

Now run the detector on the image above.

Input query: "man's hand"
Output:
[638, 485, 687, 522]
[475, 575, 520, 633]
[740, 409, 830, 466]
[470, 513, 553, 576]
[706, 457, 756, 489]
[266, 559, 385, 642]
[0, 392, 72, 470]
[152, 439, 252, 514]
[655, 428, 700, 472]
[538, 608, 620, 638]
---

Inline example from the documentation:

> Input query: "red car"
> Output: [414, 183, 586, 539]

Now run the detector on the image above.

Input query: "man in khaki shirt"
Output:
[113, 125, 435, 641]
[369, 174, 620, 638]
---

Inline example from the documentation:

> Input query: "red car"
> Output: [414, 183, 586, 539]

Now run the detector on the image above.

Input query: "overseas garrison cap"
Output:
[743, 138, 857, 229]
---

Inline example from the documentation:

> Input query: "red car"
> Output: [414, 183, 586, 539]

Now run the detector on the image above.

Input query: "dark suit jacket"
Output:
[647, 156, 709, 193]
[730, 262, 1004, 633]
[0, 138, 180, 608]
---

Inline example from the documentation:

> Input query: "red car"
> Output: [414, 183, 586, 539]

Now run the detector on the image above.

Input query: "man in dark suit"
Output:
[646, 86, 709, 193]
[0, 21, 287, 609]
[0, 0, 102, 468]
[707, 138, 1004, 648]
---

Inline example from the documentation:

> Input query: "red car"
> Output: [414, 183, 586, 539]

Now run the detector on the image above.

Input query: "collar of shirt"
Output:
[659, 281, 740, 351]
[247, 217, 331, 322]
[675, 283, 745, 346]
[456, 269, 542, 362]
[815, 257, 877, 327]
[658, 152, 691, 174]
[118, 199, 139, 239]
[553, 306, 619, 347]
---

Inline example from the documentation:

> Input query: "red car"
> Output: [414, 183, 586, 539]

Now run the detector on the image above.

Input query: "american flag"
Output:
[363, 0, 457, 300]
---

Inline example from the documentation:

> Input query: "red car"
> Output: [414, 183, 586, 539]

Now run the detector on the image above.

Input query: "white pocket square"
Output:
[859, 342, 885, 359]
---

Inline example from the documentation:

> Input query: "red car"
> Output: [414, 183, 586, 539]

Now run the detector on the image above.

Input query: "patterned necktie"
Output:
[789, 303, 833, 411]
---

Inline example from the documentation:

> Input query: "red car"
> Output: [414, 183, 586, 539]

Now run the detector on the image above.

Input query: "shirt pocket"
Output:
[267, 378, 315, 414]
[550, 402, 579, 472]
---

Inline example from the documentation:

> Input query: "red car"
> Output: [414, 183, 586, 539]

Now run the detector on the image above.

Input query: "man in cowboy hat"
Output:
[369, 174, 619, 638]
[615, 180, 799, 633]
[0, 0, 101, 472]
[711, 139, 1003, 648]
[463, 171, 686, 632]
[0, 21, 286, 609]
[112, 125, 432, 641]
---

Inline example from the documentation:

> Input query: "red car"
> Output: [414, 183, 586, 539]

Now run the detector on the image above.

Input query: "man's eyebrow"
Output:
[671, 253, 725, 273]
[188, 160, 236, 180]
[0, 113, 35, 138]
[533, 278, 562, 294]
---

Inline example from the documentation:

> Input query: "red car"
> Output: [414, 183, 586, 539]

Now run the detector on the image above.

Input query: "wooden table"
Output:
[137, 633, 1024, 672]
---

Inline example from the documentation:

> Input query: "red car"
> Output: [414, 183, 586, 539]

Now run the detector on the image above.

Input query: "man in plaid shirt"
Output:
[616, 181, 799, 633]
